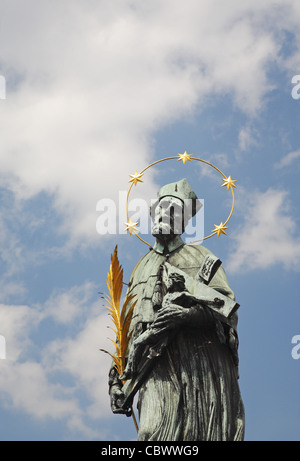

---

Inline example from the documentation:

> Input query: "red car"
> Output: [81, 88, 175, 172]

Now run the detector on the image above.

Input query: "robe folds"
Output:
[124, 243, 245, 441]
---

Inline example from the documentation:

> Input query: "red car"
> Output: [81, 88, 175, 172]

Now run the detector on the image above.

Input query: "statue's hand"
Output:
[109, 384, 132, 416]
[152, 303, 190, 330]
[108, 367, 131, 416]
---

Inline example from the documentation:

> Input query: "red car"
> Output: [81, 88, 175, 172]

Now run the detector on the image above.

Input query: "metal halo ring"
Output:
[124, 152, 236, 248]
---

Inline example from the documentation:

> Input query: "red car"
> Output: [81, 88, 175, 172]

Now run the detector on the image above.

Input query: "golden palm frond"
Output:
[102, 245, 137, 376]
[101, 245, 138, 431]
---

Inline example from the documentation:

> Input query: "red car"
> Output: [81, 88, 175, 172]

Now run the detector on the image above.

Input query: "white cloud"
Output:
[227, 188, 300, 272]
[0, 283, 113, 438]
[0, 303, 39, 361]
[43, 308, 113, 419]
[44, 282, 96, 324]
[0, 361, 80, 420]
[238, 125, 258, 152]
[275, 150, 300, 169]
[0, 1, 299, 246]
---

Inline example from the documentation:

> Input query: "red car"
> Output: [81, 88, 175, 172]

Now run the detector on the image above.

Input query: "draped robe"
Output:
[123, 242, 245, 441]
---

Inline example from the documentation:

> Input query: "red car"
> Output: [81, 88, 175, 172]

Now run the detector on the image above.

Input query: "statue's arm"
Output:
[153, 259, 239, 330]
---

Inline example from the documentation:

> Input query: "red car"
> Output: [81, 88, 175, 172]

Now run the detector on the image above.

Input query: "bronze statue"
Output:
[108, 178, 245, 441]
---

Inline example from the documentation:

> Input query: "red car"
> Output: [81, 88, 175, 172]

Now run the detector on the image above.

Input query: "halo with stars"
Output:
[124, 151, 237, 247]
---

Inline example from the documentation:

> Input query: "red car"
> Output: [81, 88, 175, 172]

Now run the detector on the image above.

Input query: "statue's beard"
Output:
[152, 220, 183, 238]
[152, 222, 173, 236]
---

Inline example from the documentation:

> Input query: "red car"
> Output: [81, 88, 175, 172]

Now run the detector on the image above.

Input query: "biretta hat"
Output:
[150, 178, 202, 218]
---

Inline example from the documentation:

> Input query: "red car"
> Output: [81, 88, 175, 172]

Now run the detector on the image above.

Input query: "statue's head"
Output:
[166, 272, 186, 292]
[150, 178, 201, 241]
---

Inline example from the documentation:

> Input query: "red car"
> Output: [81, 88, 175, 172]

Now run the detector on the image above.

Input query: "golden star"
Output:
[129, 171, 144, 186]
[124, 219, 139, 235]
[221, 176, 237, 190]
[212, 222, 229, 237]
[177, 151, 192, 165]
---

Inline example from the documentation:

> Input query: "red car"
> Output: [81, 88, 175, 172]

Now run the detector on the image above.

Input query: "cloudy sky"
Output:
[0, 0, 299, 441]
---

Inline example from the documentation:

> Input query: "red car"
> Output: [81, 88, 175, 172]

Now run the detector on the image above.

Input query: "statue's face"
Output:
[151, 196, 184, 239]
[165, 273, 186, 292]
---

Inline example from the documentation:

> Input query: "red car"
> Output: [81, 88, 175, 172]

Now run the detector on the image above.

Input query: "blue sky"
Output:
[0, 0, 299, 441]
